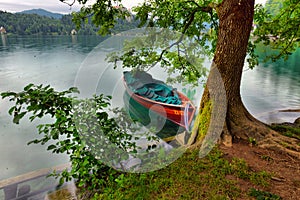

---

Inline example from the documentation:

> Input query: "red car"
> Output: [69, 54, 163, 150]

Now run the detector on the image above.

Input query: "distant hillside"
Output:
[18, 9, 63, 19]
[0, 10, 139, 35]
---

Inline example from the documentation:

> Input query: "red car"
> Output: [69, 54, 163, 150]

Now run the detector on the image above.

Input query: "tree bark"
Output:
[192, 0, 300, 158]
[193, 0, 274, 146]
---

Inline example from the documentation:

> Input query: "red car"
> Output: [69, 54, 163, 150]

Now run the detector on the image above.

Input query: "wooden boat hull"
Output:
[123, 77, 196, 129]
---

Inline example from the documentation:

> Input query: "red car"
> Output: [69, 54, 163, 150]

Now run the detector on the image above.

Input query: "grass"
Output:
[249, 188, 282, 200]
[89, 148, 276, 200]
[271, 124, 300, 148]
[71, 123, 299, 199]
[270, 124, 300, 140]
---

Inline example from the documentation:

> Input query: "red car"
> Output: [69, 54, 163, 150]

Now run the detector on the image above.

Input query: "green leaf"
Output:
[1, 92, 17, 99]
[27, 139, 41, 145]
[8, 106, 16, 115]
[67, 126, 74, 132]
[78, 181, 85, 187]
[58, 177, 65, 187]
[13, 112, 26, 124]
[47, 144, 57, 151]
[24, 83, 34, 91]
[69, 87, 80, 93]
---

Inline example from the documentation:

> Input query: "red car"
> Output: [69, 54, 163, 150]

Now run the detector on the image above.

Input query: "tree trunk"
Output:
[190, 0, 274, 147]
[189, 0, 300, 158]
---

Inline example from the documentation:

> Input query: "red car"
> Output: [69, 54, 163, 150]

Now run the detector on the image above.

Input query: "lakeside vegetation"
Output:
[0, 10, 139, 36]
[2, 82, 299, 199]
[90, 149, 275, 200]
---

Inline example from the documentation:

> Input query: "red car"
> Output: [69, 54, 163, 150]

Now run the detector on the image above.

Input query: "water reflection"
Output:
[71, 35, 77, 44]
[0, 35, 107, 53]
[1, 34, 8, 47]
[242, 47, 300, 123]
[0, 35, 106, 180]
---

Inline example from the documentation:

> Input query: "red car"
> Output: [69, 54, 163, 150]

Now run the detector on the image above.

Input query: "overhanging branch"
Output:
[184, 1, 216, 13]
[150, 3, 216, 70]
[60, 0, 76, 7]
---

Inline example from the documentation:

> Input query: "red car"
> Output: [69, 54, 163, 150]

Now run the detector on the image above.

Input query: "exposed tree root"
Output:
[189, 107, 300, 159]
[258, 132, 300, 159]
[227, 114, 300, 159]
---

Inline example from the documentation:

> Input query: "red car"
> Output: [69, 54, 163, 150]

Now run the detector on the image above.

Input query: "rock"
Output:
[222, 132, 233, 147]
[175, 131, 187, 146]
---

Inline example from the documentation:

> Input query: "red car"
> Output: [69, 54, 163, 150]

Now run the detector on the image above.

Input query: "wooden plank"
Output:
[0, 163, 70, 189]
[13, 184, 59, 200]
[3, 184, 17, 200]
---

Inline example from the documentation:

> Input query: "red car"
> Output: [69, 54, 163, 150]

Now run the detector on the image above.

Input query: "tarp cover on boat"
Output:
[124, 71, 181, 105]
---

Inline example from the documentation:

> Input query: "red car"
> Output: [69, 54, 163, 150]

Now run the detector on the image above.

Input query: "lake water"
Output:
[0, 35, 299, 181]
[242, 48, 300, 123]
[0, 35, 108, 181]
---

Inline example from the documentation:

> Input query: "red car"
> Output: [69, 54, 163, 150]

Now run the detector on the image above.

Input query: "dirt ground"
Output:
[220, 142, 300, 200]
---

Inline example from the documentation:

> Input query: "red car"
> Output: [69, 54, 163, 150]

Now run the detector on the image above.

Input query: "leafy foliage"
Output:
[0, 11, 75, 35]
[71, 0, 133, 35]
[65, 0, 220, 85]
[107, 28, 208, 86]
[254, 0, 300, 61]
[61, 0, 300, 86]
[270, 124, 300, 140]
[1, 84, 139, 191]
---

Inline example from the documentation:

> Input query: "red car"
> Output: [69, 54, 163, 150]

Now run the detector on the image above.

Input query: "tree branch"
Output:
[274, 31, 298, 60]
[184, 1, 216, 13]
[149, 3, 214, 70]
[60, 0, 76, 7]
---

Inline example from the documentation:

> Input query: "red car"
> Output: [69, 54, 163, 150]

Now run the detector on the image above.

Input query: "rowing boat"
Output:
[123, 71, 196, 130]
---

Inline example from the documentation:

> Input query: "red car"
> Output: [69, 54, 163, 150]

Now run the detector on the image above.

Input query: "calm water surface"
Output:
[0, 35, 299, 181]
[0, 35, 108, 180]
[242, 48, 300, 123]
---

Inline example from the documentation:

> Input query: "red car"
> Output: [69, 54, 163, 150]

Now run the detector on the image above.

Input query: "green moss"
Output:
[192, 100, 212, 141]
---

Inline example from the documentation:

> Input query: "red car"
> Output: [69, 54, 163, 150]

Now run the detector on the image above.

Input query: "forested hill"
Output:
[0, 10, 139, 35]
[18, 9, 63, 19]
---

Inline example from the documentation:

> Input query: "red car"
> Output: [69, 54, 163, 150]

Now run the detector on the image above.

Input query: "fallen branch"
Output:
[271, 176, 285, 182]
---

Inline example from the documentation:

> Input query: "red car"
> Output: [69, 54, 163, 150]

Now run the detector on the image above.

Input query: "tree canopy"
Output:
[254, 0, 300, 61]
[66, 0, 300, 69]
